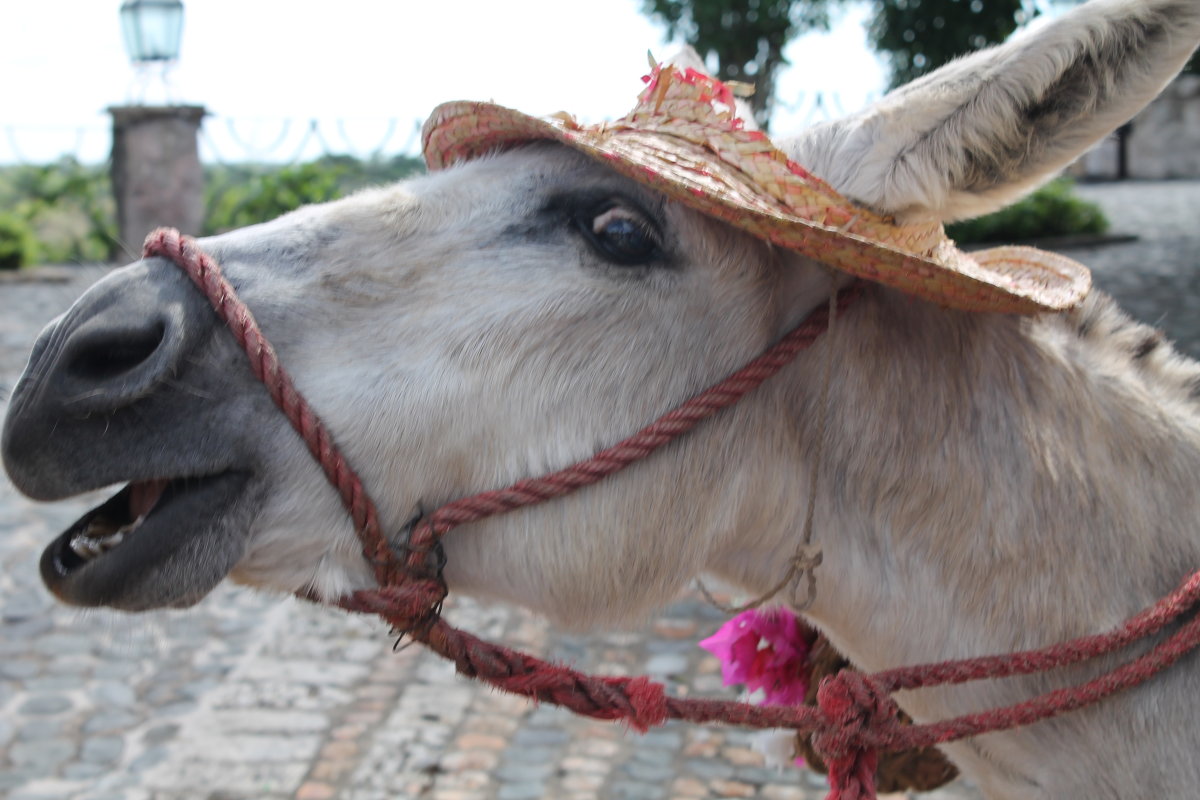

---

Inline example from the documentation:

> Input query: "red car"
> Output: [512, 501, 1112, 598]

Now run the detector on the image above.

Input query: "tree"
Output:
[869, 0, 1033, 89]
[642, 0, 845, 128]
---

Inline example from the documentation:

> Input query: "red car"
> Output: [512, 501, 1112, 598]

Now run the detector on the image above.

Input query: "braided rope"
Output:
[401, 290, 855, 568]
[878, 568, 1200, 693]
[146, 228, 1200, 800]
[142, 230, 391, 584]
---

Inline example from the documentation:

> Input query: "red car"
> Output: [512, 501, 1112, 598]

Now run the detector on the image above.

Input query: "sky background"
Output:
[1, 0, 889, 164]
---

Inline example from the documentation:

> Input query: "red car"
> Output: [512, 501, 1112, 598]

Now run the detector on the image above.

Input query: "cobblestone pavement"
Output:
[1073, 181, 1200, 358]
[4, 180, 1200, 800]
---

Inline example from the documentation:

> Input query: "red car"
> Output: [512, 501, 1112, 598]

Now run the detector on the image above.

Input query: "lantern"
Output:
[119, 0, 184, 63]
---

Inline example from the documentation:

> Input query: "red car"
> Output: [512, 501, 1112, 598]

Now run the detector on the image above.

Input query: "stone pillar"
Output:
[109, 105, 206, 262]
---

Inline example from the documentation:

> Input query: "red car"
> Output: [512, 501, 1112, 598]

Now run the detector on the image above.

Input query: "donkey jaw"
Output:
[40, 472, 253, 610]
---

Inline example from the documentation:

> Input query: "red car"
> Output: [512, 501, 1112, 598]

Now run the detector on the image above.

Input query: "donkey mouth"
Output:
[41, 472, 251, 609]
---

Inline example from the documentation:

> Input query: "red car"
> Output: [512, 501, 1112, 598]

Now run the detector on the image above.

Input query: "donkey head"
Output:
[3, 0, 1197, 626]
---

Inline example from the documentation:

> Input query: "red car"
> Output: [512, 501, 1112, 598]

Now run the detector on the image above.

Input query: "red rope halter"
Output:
[144, 228, 1200, 800]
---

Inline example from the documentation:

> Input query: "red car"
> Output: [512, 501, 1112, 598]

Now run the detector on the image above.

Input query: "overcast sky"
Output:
[2, 0, 888, 163]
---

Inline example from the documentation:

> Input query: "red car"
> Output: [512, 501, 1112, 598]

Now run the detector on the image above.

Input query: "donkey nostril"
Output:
[66, 323, 167, 382]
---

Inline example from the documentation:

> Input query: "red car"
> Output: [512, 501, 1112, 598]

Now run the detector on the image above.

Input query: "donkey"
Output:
[5, 0, 1200, 797]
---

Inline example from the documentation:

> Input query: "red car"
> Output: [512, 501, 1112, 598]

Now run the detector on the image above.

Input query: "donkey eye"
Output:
[580, 205, 661, 266]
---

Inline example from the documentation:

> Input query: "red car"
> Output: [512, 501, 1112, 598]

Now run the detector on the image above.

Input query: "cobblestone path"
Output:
[5, 179, 1200, 800]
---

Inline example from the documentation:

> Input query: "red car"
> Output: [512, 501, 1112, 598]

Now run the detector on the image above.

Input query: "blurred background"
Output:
[5, 0, 1195, 270]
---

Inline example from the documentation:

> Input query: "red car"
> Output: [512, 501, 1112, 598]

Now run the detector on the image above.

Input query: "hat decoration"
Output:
[423, 63, 1091, 314]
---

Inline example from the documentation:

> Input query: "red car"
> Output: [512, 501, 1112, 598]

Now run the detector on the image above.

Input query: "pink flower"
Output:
[699, 608, 816, 768]
[699, 608, 813, 707]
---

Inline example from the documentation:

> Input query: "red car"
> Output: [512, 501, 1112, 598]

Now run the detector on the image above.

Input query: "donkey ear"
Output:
[778, 0, 1200, 223]
[663, 47, 761, 131]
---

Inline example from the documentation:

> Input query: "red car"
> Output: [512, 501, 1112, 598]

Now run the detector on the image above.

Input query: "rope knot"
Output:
[623, 675, 669, 732]
[789, 546, 823, 609]
[811, 670, 898, 800]
[338, 578, 447, 641]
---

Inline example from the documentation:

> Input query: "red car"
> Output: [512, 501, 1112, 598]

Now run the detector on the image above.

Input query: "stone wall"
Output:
[1072, 75, 1200, 180]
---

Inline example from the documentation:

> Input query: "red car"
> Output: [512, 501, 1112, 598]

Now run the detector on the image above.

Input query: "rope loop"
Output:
[789, 546, 824, 609]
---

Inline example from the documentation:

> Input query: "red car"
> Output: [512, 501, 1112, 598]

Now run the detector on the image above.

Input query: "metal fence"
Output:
[1, 116, 424, 167]
[0, 91, 863, 167]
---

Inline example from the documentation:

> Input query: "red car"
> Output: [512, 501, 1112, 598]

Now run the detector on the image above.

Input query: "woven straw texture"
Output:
[422, 64, 1092, 315]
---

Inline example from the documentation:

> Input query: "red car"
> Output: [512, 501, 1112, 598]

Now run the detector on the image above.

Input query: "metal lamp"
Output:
[119, 0, 184, 63]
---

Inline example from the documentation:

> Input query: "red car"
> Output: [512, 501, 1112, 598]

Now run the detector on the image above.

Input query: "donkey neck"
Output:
[717, 286, 1200, 798]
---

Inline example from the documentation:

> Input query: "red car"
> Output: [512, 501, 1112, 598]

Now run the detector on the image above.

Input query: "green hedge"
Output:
[204, 163, 346, 235]
[0, 213, 38, 270]
[947, 179, 1109, 245]
[203, 155, 424, 235]
[0, 159, 117, 265]
[0, 155, 426, 264]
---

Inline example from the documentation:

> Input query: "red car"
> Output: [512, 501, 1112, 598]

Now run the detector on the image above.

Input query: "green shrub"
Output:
[205, 162, 347, 234]
[204, 155, 425, 235]
[1, 158, 117, 264]
[947, 179, 1109, 245]
[0, 213, 38, 270]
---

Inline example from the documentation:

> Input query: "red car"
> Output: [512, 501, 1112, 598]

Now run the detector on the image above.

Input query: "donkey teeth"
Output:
[68, 517, 144, 561]
[99, 530, 126, 551]
[69, 535, 104, 560]
[68, 531, 123, 561]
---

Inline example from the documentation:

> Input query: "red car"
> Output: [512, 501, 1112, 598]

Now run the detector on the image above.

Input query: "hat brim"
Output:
[423, 100, 1091, 315]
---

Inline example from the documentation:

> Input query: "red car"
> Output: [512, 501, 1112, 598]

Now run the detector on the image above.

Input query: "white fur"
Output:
[155, 1, 1200, 797]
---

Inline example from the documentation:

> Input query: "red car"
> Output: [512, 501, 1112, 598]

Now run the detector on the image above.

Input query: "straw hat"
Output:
[422, 64, 1091, 314]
